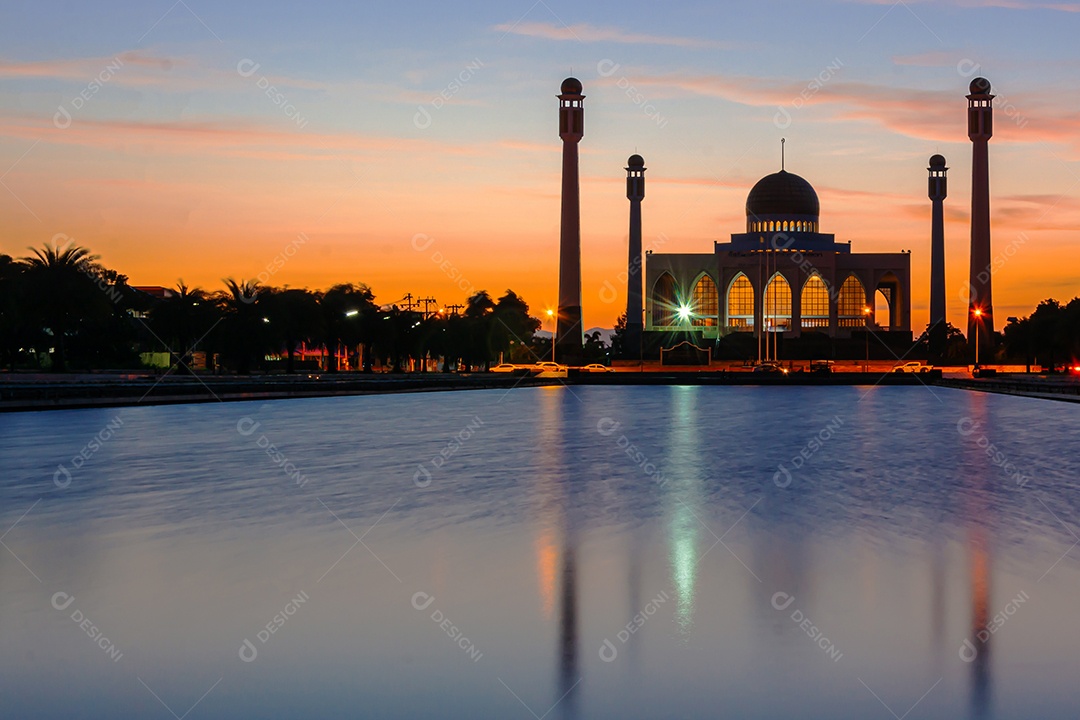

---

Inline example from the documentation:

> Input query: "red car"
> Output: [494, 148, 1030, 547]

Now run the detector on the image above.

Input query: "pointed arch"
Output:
[726, 273, 755, 330]
[690, 274, 718, 326]
[838, 274, 868, 327]
[651, 272, 679, 326]
[875, 288, 891, 328]
[764, 273, 792, 331]
[801, 274, 830, 329]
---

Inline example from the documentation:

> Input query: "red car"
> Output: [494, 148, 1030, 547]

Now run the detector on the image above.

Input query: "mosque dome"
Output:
[929, 154, 947, 168]
[746, 170, 820, 219]
[969, 77, 991, 95]
[561, 77, 582, 94]
[627, 154, 645, 168]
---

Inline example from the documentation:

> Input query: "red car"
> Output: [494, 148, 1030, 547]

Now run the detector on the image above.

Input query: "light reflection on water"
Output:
[1, 385, 1079, 719]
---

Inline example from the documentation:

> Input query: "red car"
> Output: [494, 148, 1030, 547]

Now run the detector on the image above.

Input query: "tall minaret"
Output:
[967, 77, 995, 358]
[928, 154, 948, 361]
[624, 154, 646, 361]
[556, 77, 584, 366]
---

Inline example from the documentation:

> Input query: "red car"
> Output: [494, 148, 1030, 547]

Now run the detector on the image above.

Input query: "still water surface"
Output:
[2, 385, 1079, 719]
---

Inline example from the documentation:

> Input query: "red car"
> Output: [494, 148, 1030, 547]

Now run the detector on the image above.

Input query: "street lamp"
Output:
[546, 309, 555, 362]
[973, 307, 983, 368]
[863, 306, 871, 372]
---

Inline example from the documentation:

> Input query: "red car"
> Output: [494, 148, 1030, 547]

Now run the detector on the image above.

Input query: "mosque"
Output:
[641, 163, 912, 344]
[553, 76, 995, 363]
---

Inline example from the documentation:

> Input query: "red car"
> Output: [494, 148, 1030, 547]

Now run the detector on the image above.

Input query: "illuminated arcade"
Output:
[643, 163, 912, 351]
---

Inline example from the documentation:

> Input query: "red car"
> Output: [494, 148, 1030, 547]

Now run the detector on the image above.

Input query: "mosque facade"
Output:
[642, 168, 912, 343]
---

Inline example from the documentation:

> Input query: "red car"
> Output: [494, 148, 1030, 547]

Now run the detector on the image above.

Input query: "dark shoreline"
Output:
[3, 371, 1077, 412]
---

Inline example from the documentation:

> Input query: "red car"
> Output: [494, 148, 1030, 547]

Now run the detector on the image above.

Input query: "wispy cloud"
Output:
[491, 21, 734, 49]
[848, 0, 1080, 11]
[0, 50, 179, 81]
[0, 113, 564, 165]
[626, 71, 1080, 152]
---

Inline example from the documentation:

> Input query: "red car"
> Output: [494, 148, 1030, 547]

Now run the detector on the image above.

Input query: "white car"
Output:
[894, 361, 931, 373]
[533, 361, 568, 371]
[581, 364, 614, 373]
[490, 363, 520, 373]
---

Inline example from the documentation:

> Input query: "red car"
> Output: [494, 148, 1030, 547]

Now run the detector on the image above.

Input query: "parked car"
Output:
[581, 364, 614, 373]
[809, 360, 834, 375]
[533, 361, 568, 371]
[894, 361, 931, 373]
[490, 363, 520, 373]
[751, 361, 788, 375]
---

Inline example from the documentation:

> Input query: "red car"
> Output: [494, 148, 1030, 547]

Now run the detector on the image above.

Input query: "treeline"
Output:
[0, 244, 562, 373]
[1002, 297, 1080, 370]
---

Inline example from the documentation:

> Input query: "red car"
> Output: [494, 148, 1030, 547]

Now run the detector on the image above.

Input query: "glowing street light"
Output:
[973, 307, 983, 367]
[345, 309, 359, 317]
[863, 306, 871, 372]
[546, 309, 555, 362]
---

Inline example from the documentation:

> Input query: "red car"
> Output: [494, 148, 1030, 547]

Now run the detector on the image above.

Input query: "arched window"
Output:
[726, 274, 754, 330]
[691, 275, 718, 326]
[801, 275, 830, 329]
[764, 273, 792, 331]
[876, 288, 891, 328]
[651, 273, 678, 326]
[838, 275, 867, 327]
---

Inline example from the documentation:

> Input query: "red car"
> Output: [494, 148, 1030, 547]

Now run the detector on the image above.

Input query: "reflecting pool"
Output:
[2, 385, 1078, 719]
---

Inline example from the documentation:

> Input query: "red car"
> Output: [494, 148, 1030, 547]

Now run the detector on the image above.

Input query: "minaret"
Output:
[556, 77, 584, 366]
[928, 154, 948, 361]
[624, 154, 646, 361]
[967, 77, 995, 358]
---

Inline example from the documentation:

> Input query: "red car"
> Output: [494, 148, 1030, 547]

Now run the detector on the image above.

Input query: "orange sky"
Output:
[2, 5, 1078, 331]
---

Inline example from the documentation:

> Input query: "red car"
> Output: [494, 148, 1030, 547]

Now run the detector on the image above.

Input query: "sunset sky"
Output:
[2, 0, 1078, 331]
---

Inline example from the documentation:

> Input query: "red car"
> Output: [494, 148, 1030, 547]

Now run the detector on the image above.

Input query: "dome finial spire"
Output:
[781, 138, 786, 171]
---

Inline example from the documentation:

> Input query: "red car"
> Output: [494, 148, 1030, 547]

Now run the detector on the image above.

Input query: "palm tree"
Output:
[19, 244, 110, 371]
[215, 278, 268, 374]
[148, 281, 219, 373]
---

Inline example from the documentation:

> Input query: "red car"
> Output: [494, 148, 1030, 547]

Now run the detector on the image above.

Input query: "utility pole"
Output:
[418, 296, 438, 318]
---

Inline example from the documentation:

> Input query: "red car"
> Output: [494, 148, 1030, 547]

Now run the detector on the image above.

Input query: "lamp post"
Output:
[547, 309, 556, 362]
[863, 306, 871, 373]
[973, 307, 983, 369]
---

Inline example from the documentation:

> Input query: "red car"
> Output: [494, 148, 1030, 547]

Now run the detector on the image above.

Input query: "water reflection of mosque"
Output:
[534, 386, 996, 720]
[533, 387, 707, 719]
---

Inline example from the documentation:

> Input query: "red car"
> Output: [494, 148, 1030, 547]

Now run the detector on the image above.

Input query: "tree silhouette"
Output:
[148, 282, 220, 373]
[319, 284, 376, 372]
[264, 288, 321, 373]
[216, 278, 267, 374]
[19, 244, 119, 371]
